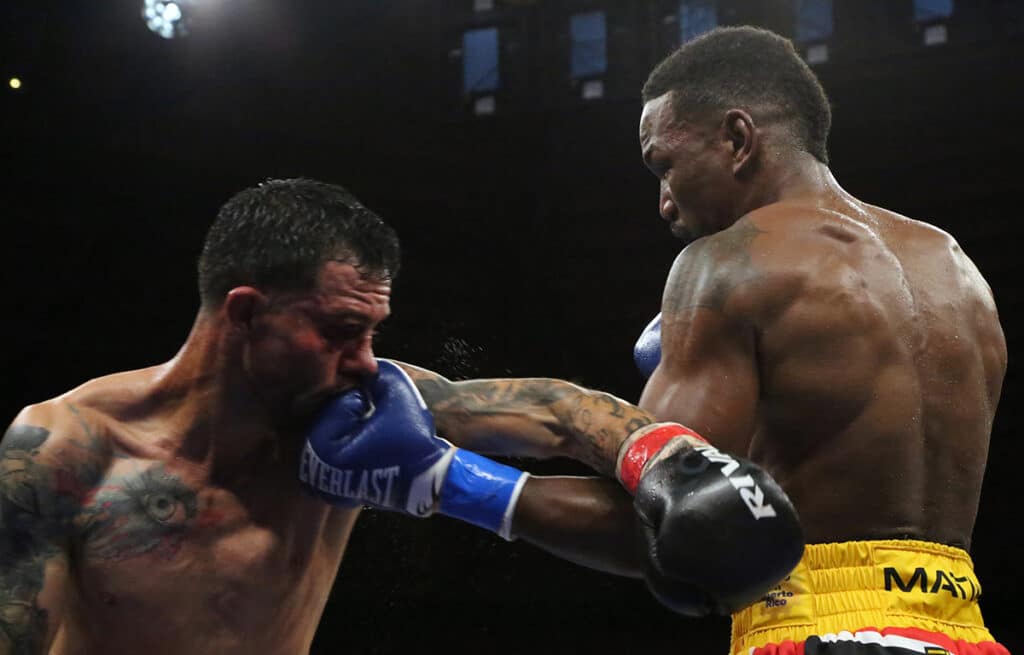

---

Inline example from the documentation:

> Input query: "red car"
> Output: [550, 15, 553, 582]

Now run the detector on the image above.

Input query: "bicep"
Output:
[639, 321, 758, 453]
[640, 249, 760, 454]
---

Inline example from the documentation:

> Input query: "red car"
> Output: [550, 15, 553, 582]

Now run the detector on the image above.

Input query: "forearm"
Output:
[510, 475, 643, 578]
[395, 361, 654, 476]
[545, 386, 655, 476]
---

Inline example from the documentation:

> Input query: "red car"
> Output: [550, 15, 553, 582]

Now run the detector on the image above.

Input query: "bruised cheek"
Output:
[287, 329, 326, 353]
[248, 328, 330, 382]
[289, 335, 335, 379]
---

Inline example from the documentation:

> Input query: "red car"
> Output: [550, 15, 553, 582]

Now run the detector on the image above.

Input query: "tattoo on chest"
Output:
[80, 466, 198, 561]
[0, 412, 207, 651]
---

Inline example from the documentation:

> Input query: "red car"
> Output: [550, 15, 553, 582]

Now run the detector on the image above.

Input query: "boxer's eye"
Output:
[322, 324, 366, 342]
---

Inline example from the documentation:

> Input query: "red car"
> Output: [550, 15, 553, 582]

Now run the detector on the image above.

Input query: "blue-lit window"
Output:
[463, 27, 499, 94]
[795, 0, 833, 43]
[570, 11, 607, 79]
[914, 0, 954, 22]
[679, 0, 717, 44]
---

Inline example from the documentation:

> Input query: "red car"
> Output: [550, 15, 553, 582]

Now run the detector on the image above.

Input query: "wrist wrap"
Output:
[438, 449, 529, 540]
[618, 423, 707, 494]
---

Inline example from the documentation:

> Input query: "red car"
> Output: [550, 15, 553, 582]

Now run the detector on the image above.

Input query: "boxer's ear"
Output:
[224, 286, 268, 330]
[723, 108, 757, 177]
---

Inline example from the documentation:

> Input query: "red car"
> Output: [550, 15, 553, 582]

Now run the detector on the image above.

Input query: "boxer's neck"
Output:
[755, 149, 846, 210]
[147, 310, 288, 471]
[720, 149, 848, 231]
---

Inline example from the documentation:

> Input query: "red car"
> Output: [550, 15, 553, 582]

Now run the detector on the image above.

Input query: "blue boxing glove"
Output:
[299, 359, 529, 540]
[634, 313, 662, 380]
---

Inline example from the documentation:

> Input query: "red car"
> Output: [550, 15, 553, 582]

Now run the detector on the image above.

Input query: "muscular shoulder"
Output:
[4, 400, 115, 522]
[14, 367, 162, 452]
[11, 398, 111, 457]
[58, 367, 162, 421]
[663, 215, 805, 326]
[882, 209, 993, 292]
[665, 205, 909, 328]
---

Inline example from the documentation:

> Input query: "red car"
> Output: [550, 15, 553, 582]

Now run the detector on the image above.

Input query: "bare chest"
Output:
[65, 457, 355, 648]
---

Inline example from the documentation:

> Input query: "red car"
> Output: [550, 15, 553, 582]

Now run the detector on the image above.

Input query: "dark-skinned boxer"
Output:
[630, 26, 1009, 655]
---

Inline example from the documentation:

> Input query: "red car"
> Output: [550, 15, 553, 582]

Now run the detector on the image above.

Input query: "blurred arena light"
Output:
[9, 78, 22, 90]
[142, 0, 194, 39]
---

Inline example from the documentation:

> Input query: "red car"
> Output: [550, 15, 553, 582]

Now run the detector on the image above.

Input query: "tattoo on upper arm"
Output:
[664, 221, 764, 316]
[0, 425, 63, 654]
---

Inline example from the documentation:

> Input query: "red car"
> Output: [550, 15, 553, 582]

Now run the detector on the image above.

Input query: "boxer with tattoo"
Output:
[0, 178, 801, 655]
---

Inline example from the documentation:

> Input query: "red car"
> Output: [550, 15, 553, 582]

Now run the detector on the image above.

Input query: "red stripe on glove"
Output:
[619, 423, 707, 495]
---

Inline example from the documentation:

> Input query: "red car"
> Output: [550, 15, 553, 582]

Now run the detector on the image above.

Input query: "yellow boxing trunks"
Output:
[730, 540, 1010, 655]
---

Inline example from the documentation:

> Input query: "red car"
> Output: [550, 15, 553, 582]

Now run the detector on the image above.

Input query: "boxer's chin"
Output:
[288, 388, 346, 424]
[285, 403, 314, 427]
[669, 219, 696, 243]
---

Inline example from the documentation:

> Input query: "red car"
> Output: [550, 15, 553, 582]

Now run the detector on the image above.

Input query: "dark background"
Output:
[2, 1, 1021, 653]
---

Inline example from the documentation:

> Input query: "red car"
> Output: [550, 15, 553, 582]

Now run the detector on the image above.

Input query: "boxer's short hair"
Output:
[642, 26, 832, 164]
[197, 178, 400, 306]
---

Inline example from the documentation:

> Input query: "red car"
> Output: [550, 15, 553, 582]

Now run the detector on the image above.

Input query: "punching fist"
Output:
[299, 359, 529, 539]
[617, 423, 804, 616]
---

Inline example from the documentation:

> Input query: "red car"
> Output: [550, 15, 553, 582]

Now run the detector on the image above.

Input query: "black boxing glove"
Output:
[616, 423, 804, 616]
